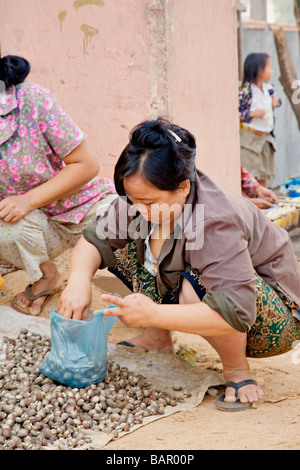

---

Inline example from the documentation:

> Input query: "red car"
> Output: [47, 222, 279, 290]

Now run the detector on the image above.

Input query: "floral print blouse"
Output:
[0, 82, 115, 224]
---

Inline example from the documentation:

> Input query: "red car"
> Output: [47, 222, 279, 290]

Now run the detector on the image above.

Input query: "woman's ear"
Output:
[178, 179, 190, 197]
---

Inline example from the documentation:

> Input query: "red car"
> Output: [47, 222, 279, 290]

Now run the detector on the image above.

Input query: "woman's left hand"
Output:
[0, 194, 33, 223]
[250, 197, 272, 209]
[101, 293, 157, 329]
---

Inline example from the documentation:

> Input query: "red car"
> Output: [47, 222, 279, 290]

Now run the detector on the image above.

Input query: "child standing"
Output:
[239, 53, 281, 187]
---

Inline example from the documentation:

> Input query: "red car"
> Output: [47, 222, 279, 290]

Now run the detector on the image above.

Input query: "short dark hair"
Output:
[242, 53, 270, 86]
[0, 55, 30, 88]
[114, 118, 196, 195]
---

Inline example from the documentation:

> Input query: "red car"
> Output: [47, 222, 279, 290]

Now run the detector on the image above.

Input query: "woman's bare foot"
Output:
[15, 259, 62, 315]
[223, 368, 263, 404]
[120, 327, 175, 354]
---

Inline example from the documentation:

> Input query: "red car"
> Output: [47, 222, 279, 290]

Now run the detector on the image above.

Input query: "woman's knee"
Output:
[0, 218, 25, 246]
[0, 210, 49, 247]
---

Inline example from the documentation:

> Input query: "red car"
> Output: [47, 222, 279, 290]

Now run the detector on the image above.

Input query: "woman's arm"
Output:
[0, 140, 99, 223]
[28, 139, 100, 209]
[241, 166, 277, 208]
[58, 236, 102, 319]
[101, 292, 236, 337]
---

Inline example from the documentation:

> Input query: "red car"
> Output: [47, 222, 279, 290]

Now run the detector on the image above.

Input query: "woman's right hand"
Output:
[0, 194, 33, 223]
[58, 273, 92, 320]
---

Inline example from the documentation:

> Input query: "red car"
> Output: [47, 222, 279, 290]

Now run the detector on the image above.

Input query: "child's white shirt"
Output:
[247, 82, 274, 133]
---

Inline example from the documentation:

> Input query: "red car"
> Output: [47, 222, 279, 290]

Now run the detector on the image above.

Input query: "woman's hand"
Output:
[0, 194, 33, 223]
[249, 197, 272, 209]
[272, 96, 281, 109]
[255, 185, 278, 204]
[101, 293, 158, 329]
[58, 237, 102, 320]
[58, 273, 92, 320]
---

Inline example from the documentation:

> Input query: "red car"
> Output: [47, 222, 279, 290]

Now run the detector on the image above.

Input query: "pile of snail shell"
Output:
[0, 329, 186, 450]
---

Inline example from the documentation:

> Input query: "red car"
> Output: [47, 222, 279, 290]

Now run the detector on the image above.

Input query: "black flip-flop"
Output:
[117, 341, 135, 347]
[217, 379, 258, 412]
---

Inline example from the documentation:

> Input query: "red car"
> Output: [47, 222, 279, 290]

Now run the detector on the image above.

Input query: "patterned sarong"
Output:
[109, 241, 300, 358]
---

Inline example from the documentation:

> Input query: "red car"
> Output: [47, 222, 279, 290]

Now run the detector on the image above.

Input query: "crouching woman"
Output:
[58, 118, 300, 411]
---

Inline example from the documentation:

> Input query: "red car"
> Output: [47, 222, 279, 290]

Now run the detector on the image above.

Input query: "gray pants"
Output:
[240, 127, 277, 180]
[0, 194, 116, 283]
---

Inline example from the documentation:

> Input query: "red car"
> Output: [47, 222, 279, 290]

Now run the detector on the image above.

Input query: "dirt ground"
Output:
[1, 231, 300, 451]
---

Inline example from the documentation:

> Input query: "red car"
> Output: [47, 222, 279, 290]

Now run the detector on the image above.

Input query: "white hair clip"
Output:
[168, 129, 182, 142]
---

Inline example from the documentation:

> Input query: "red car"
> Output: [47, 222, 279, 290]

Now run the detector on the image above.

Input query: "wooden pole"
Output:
[294, 0, 300, 54]
[273, 27, 300, 129]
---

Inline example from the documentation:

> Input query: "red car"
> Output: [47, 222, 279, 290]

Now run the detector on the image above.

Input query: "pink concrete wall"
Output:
[166, 0, 241, 190]
[1, 0, 240, 192]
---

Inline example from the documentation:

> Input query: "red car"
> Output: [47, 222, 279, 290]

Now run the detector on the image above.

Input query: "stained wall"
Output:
[1, 0, 241, 192]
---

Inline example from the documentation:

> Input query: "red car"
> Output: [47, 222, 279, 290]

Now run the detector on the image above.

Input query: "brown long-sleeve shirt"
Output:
[84, 170, 300, 332]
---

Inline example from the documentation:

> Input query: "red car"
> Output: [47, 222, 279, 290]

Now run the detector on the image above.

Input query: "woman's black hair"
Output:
[114, 118, 197, 195]
[0, 55, 30, 88]
[242, 53, 269, 87]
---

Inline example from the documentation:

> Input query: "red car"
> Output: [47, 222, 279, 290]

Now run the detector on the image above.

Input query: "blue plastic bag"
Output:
[39, 306, 117, 388]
